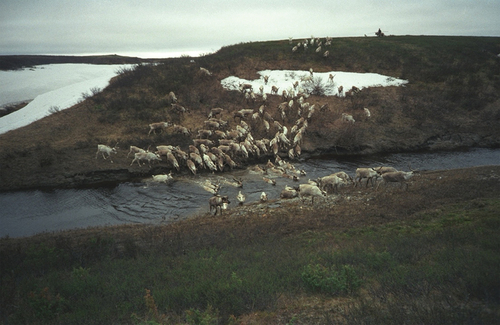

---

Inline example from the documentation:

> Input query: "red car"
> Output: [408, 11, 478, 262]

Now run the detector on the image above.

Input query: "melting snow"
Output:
[221, 70, 408, 96]
[0, 64, 132, 135]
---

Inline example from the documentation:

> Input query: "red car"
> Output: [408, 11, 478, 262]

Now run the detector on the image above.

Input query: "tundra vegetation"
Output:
[1, 166, 500, 324]
[0, 36, 500, 323]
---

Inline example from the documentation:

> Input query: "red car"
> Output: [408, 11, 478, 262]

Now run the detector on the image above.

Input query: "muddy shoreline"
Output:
[1, 139, 498, 193]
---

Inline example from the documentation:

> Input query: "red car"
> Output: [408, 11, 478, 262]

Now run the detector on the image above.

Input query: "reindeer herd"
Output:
[94, 61, 418, 217]
[206, 160, 417, 215]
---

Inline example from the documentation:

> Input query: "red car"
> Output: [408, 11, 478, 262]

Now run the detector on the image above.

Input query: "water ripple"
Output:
[2, 148, 499, 238]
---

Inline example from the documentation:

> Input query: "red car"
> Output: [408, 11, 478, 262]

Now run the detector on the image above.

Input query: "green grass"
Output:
[1, 198, 499, 324]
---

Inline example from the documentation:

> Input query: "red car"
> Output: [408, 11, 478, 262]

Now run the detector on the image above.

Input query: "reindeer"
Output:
[236, 191, 246, 205]
[280, 186, 298, 199]
[200, 67, 212, 76]
[298, 184, 326, 204]
[193, 139, 214, 147]
[263, 177, 276, 186]
[127, 145, 145, 158]
[331, 171, 354, 185]
[166, 152, 180, 171]
[239, 83, 253, 93]
[355, 168, 379, 188]
[342, 113, 355, 124]
[350, 86, 360, 94]
[208, 107, 224, 118]
[376, 170, 415, 191]
[148, 122, 171, 135]
[375, 166, 398, 175]
[95, 143, 118, 163]
[376, 164, 416, 191]
[168, 91, 177, 103]
[197, 129, 213, 139]
[152, 172, 173, 183]
[364, 107, 371, 118]
[209, 195, 230, 215]
[186, 159, 197, 175]
[316, 174, 346, 193]
[130, 151, 161, 167]
[171, 124, 190, 136]
[171, 103, 189, 115]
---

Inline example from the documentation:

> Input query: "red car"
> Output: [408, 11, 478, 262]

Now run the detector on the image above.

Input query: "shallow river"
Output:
[1, 148, 499, 238]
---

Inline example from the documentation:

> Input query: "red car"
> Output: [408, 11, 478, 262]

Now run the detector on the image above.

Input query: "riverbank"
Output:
[3, 164, 500, 245]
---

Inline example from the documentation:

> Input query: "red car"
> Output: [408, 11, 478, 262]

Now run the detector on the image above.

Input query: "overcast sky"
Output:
[1, 0, 499, 58]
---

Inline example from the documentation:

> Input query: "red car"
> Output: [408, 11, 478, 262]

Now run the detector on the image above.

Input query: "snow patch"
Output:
[0, 64, 132, 135]
[221, 70, 408, 96]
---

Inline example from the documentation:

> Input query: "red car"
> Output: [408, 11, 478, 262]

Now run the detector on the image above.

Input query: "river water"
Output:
[1, 148, 499, 238]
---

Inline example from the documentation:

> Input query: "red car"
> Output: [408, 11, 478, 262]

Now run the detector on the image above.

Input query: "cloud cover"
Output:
[1, 0, 499, 58]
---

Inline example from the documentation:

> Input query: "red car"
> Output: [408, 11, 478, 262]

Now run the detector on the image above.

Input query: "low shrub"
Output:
[301, 263, 362, 295]
[301, 76, 334, 96]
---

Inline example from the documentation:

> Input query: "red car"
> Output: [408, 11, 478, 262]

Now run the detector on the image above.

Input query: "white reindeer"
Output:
[364, 107, 371, 118]
[95, 143, 118, 163]
[298, 184, 326, 204]
[341, 113, 355, 124]
[236, 191, 246, 205]
[203, 154, 218, 172]
[168, 91, 177, 103]
[200, 67, 212, 76]
[152, 172, 173, 183]
[130, 152, 161, 167]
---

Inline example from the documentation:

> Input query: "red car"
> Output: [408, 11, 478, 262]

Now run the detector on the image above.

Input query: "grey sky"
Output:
[1, 0, 499, 58]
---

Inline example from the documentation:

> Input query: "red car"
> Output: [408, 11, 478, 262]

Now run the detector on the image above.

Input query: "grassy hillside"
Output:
[0, 36, 499, 191]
